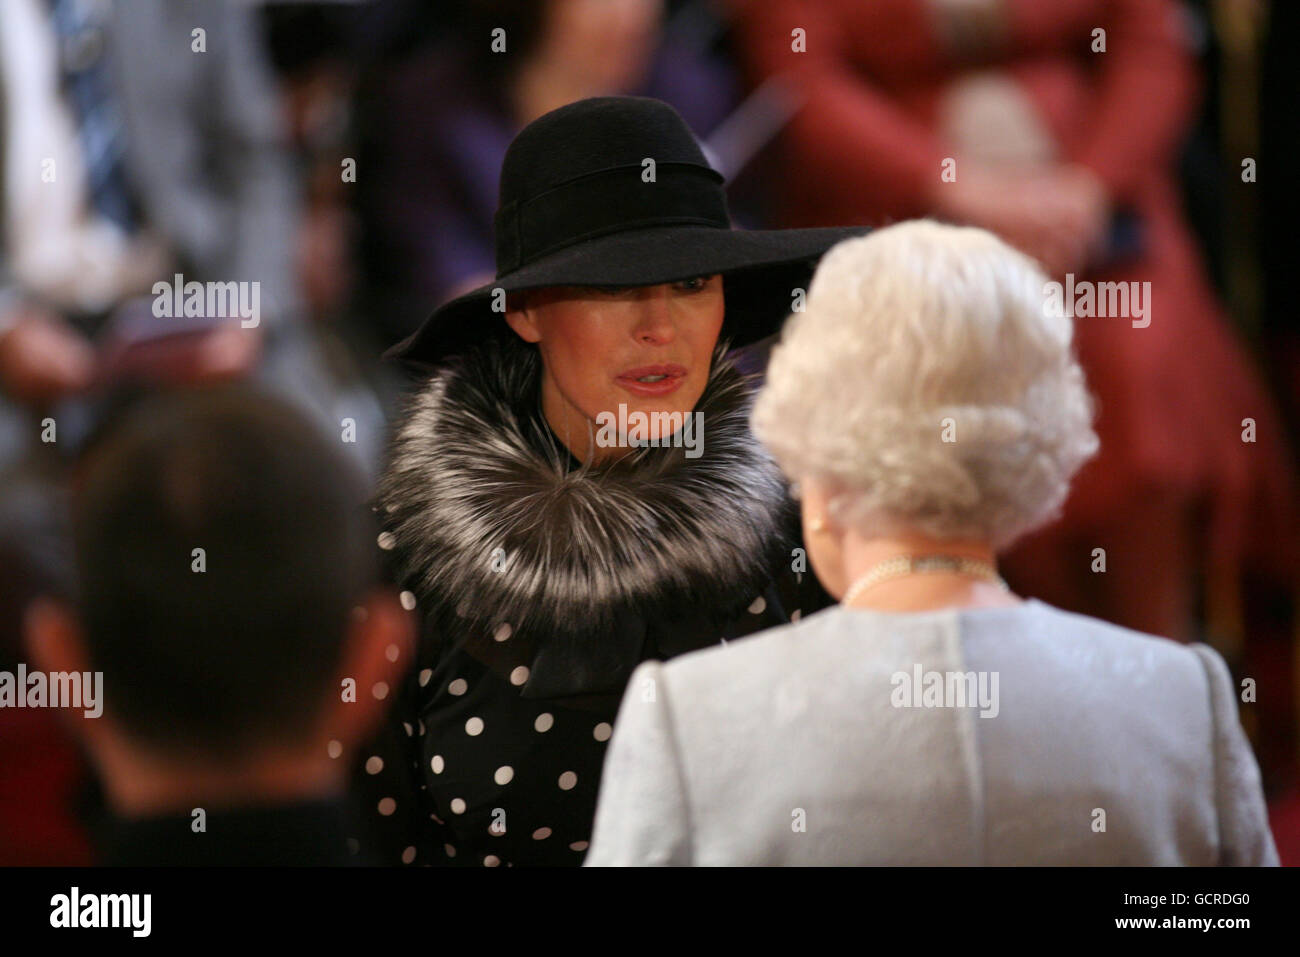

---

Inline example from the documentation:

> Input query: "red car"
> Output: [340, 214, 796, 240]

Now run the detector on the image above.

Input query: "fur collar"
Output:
[378, 333, 795, 666]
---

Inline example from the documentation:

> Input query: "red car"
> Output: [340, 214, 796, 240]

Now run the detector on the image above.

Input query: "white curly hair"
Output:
[752, 219, 1099, 550]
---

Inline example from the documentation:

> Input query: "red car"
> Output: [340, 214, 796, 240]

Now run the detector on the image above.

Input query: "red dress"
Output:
[725, 0, 1297, 626]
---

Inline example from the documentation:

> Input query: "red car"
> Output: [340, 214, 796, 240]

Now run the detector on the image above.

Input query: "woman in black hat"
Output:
[357, 95, 866, 866]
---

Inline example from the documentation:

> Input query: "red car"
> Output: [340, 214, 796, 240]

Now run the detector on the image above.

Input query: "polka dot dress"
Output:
[351, 520, 833, 866]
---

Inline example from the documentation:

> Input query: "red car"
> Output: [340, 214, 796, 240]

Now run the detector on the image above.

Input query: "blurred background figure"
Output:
[0, 0, 381, 456]
[721, 0, 1299, 850]
[0, 0, 382, 863]
[24, 387, 413, 865]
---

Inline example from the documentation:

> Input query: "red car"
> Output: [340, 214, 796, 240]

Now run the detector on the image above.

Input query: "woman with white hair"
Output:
[584, 220, 1278, 866]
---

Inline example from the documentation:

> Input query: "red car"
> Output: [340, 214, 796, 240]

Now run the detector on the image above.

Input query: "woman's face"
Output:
[505, 275, 724, 462]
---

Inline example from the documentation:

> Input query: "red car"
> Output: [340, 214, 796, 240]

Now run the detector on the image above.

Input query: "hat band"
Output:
[494, 163, 730, 276]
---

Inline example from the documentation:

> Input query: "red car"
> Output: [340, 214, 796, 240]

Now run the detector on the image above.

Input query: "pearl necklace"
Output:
[841, 555, 1008, 607]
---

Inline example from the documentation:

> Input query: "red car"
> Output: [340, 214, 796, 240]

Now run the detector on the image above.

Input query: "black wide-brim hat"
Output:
[386, 95, 869, 369]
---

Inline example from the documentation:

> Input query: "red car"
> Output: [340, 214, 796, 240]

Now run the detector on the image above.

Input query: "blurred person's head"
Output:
[25, 387, 413, 816]
[752, 220, 1099, 598]
[460, 0, 663, 104]
[505, 275, 725, 461]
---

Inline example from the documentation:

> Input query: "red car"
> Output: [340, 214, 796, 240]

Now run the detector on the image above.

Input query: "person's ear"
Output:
[25, 597, 88, 684]
[504, 292, 543, 343]
[797, 476, 848, 599]
[319, 587, 416, 753]
[24, 597, 111, 744]
[798, 475, 838, 535]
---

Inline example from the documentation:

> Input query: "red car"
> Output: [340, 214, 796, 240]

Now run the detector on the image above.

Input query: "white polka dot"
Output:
[534, 712, 554, 733]
[378, 797, 396, 816]
[593, 722, 613, 742]
[327, 740, 343, 759]
[430, 755, 444, 774]
[385, 643, 400, 662]
[372, 681, 389, 700]
[377, 531, 396, 550]
[465, 716, 484, 736]
[402, 722, 413, 737]
[569, 841, 589, 852]
[484, 855, 501, 867]
[418, 719, 426, 736]
[494, 765, 514, 785]
[365, 755, 384, 774]
[493, 622, 513, 642]
[444, 844, 457, 858]
[448, 678, 468, 696]
[748, 595, 766, 615]
[510, 665, 530, 686]
[450, 798, 467, 814]
[401, 846, 416, 864]
[791, 608, 802, 622]
[532, 827, 552, 841]
[419, 668, 433, 687]
[399, 590, 416, 610]
[558, 771, 577, 791]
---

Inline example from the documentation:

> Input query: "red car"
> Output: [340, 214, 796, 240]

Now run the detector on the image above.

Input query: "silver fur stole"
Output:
[378, 334, 795, 671]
